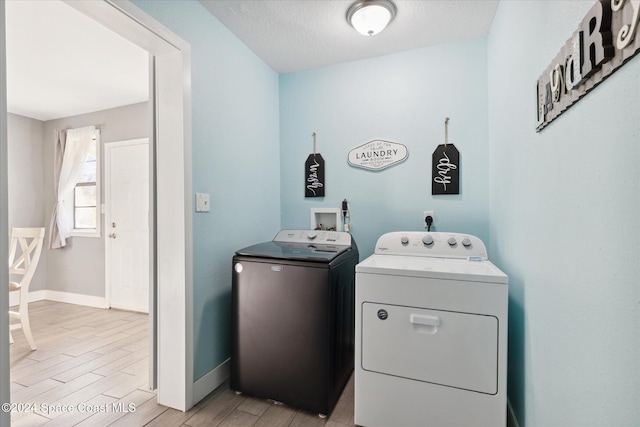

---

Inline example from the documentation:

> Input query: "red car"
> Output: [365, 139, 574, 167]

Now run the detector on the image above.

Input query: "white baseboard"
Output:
[9, 289, 45, 307]
[44, 290, 108, 308]
[193, 358, 230, 405]
[10, 289, 108, 309]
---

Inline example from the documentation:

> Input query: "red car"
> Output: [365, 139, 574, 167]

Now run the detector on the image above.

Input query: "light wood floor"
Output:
[9, 300, 356, 427]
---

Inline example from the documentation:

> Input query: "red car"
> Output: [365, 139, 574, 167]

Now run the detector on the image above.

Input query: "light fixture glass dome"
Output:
[347, 0, 396, 36]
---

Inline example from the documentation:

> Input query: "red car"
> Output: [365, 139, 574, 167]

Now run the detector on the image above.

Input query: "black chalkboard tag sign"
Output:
[432, 118, 460, 195]
[432, 143, 460, 195]
[305, 132, 325, 197]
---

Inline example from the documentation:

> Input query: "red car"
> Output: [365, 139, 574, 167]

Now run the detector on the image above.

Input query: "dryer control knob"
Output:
[307, 231, 318, 240]
[422, 235, 434, 246]
[401, 236, 409, 245]
[462, 237, 472, 247]
[448, 237, 457, 246]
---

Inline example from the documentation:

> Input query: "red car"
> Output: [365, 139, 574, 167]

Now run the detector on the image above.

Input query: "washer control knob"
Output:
[462, 237, 472, 247]
[448, 237, 457, 246]
[401, 236, 409, 245]
[307, 231, 318, 240]
[422, 235, 434, 246]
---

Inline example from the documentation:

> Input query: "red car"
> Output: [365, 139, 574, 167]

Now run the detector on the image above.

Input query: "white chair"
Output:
[8, 227, 45, 351]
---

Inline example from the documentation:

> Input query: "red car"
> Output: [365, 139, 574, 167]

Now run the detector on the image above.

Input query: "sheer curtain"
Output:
[49, 126, 97, 249]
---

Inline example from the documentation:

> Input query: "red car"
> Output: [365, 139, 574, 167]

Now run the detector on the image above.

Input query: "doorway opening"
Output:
[1, 0, 193, 414]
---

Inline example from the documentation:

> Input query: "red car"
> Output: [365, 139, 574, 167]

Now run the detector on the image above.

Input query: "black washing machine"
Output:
[231, 229, 358, 417]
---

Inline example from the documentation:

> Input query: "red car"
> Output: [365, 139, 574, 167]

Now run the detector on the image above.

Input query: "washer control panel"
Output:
[374, 232, 487, 259]
[273, 229, 352, 246]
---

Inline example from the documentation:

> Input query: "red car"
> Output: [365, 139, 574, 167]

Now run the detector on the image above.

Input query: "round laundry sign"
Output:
[347, 140, 408, 171]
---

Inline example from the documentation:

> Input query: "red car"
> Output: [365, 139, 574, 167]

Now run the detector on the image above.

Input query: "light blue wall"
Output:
[132, 0, 280, 381]
[488, 1, 640, 426]
[280, 38, 490, 258]
[125, 4, 640, 423]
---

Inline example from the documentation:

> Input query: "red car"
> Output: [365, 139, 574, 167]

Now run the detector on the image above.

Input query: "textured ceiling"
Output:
[5, 1, 498, 122]
[199, 0, 499, 74]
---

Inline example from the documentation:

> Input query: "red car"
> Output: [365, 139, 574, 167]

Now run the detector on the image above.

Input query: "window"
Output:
[74, 149, 97, 229]
[66, 130, 101, 237]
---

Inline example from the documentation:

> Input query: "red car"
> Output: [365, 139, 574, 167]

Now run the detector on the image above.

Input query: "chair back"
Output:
[9, 227, 45, 290]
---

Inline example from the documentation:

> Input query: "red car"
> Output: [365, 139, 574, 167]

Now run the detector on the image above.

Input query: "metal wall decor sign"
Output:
[432, 118, 460, 195]
[347, 139, 408, 171]
[536, 0, 640, 131]
[305, 132, 325, 197]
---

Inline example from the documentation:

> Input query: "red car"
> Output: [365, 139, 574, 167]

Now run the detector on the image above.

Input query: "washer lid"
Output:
[356, 254, 507, 284]
[235, 241, 351, 262]
[235, 230, 353, 263]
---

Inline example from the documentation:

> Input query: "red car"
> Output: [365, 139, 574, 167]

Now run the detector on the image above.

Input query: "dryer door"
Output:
[361, 302, 499, 394]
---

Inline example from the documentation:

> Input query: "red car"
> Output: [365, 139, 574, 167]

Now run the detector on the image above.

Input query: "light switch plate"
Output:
[196, 193, 210, 212]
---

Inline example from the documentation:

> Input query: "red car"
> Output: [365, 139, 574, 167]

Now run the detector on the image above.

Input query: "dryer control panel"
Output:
[374, 232, 487, 259]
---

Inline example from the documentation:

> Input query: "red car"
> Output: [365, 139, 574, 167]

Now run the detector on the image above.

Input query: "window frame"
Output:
[73, 181, 97, 230]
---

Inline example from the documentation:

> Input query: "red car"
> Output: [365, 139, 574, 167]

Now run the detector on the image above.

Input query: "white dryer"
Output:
[355, 232, 508, 427]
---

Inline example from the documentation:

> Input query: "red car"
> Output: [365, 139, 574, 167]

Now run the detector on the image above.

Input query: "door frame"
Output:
[104, 138, 150, 313]
[0, 0, 194, 414]
[91, 1, 194, 411]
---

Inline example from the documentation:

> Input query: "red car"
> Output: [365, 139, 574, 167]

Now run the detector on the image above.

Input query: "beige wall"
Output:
[7, 113, 46, 291]
[43, 102, 148, 297]
[7, 102, 148, 298]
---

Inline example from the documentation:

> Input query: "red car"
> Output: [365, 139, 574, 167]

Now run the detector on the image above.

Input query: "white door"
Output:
[105, 138, 150, 313]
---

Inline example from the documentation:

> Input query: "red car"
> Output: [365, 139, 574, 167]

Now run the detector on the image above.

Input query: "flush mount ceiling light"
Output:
[347, 0, 397, 36]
